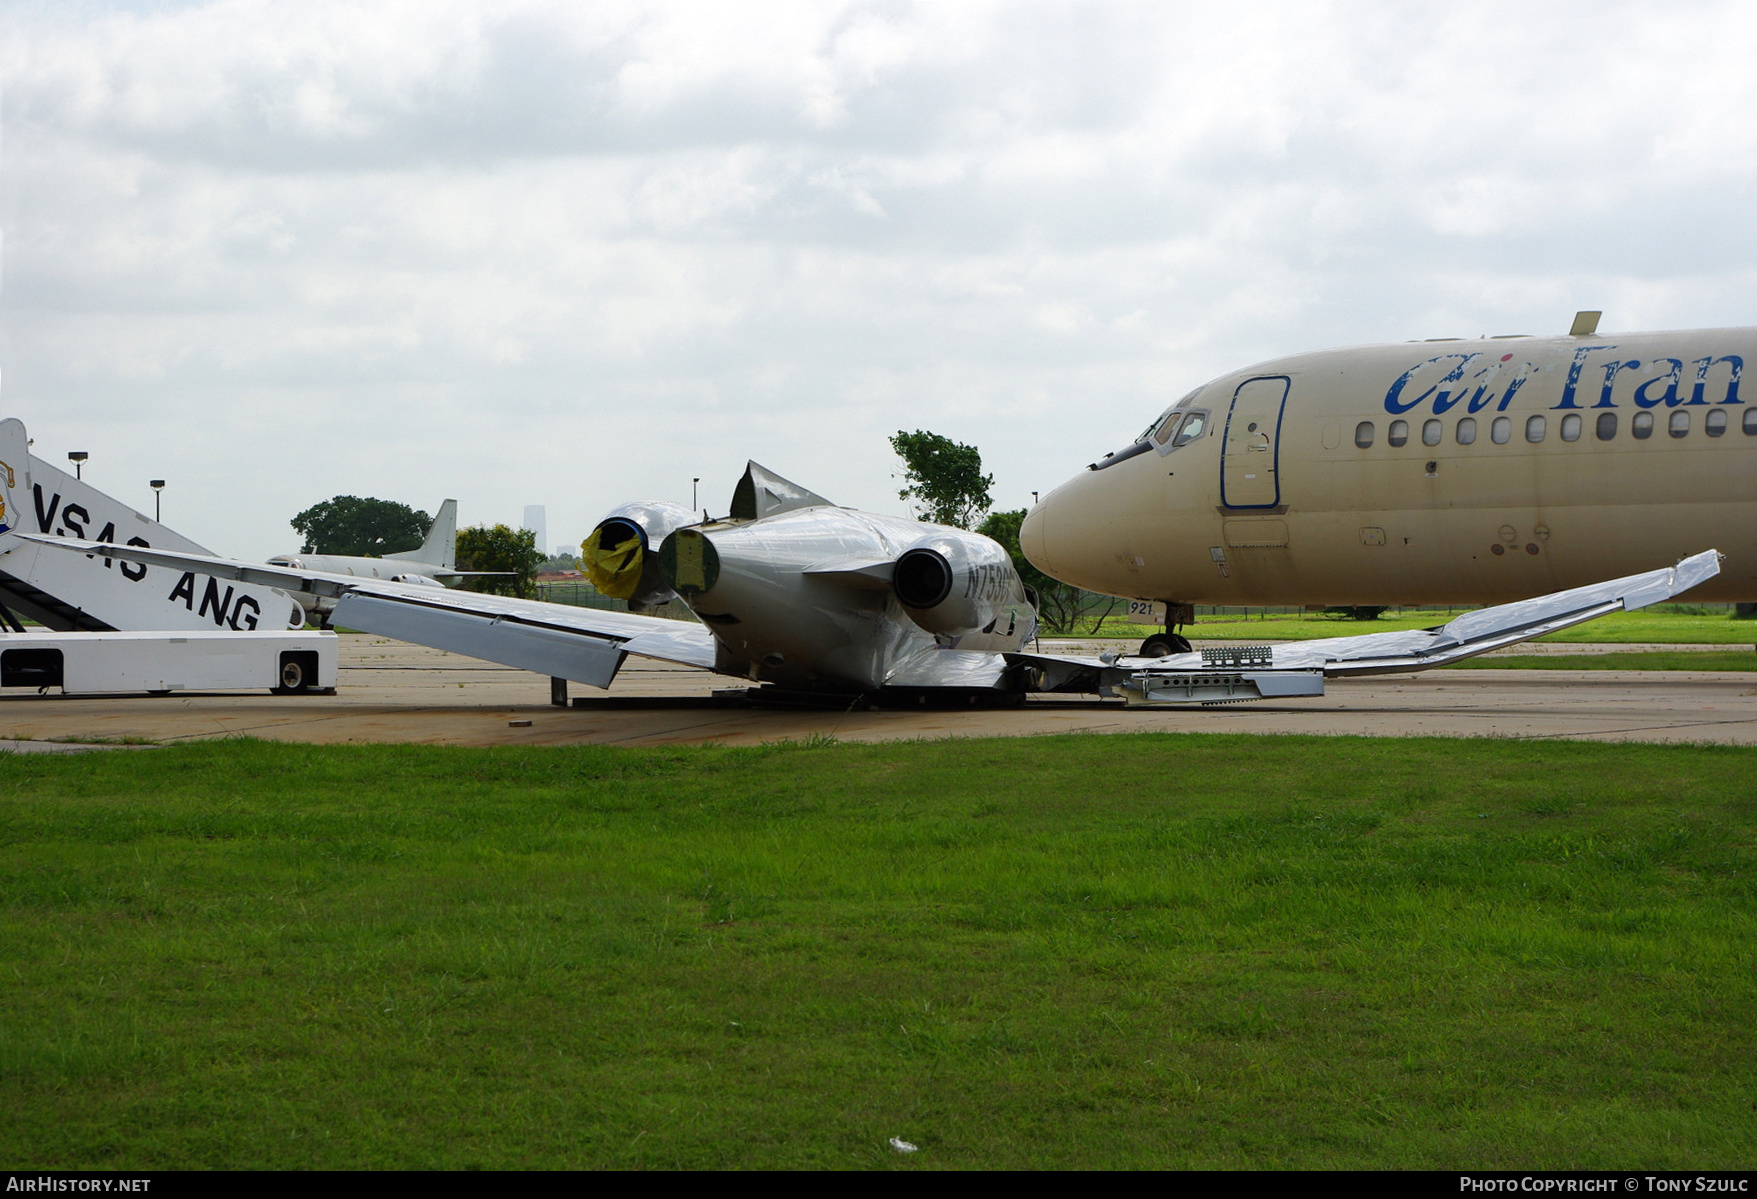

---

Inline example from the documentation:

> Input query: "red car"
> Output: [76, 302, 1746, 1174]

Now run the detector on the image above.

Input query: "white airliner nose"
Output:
[1019, 502, 1054, 577]
[1021, 469, 1131, 595]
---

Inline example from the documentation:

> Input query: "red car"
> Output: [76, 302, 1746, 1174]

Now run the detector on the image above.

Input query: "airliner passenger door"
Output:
[1220, 376, 1290, 509]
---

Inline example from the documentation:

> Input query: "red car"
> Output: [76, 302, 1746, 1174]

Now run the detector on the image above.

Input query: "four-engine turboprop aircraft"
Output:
[7, 458, 1723, 706]
[1023, 313, 1751, 654]
[263, 500, 508, 619]
[268, 499, 461, 587]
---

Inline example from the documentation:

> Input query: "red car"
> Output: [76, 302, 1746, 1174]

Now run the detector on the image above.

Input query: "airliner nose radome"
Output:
[1022, 470, 1131, 596]
[1019, 503, 1054, 578]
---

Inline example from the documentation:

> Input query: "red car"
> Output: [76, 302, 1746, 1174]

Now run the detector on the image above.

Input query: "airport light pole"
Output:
[150, 480, 165, 522]
[67, 451, 88, 479]
[1032, 491, 1039, 506]
[693, 477, 700, 512]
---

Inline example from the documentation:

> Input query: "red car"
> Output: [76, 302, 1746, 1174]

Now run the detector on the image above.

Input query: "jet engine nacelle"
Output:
[582, 500, 696, 610]
[390, 573, 446, 588]
[892, 530, 1028, 638]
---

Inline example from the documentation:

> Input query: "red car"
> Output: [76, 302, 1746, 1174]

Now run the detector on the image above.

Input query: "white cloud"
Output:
[4, 0, 1757, 556]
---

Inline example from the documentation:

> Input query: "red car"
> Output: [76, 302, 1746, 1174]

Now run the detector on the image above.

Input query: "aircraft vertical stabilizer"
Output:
[388, 499, 457, 569]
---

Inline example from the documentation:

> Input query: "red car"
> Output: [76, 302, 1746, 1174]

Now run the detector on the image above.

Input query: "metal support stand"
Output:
[550, 676, 568, 707]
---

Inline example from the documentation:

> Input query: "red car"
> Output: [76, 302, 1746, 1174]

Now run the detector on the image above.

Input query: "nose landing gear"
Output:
[1138, 632, 1192, 657]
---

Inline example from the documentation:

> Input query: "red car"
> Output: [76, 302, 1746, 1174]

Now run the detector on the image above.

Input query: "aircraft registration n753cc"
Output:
[1024, 313, 1751, 653]
[8, 457, 1721, 707]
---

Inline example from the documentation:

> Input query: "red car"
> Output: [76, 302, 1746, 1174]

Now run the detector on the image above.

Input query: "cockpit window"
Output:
[1098, 388, 1210, 470]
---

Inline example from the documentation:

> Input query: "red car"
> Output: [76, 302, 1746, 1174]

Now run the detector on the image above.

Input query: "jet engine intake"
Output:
[581, 501, 695, 609]
[893, 531, 1027, 638]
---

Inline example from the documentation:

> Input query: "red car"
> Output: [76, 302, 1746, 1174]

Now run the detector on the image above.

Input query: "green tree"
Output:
[455, 524, 545, 597]
[890, 430, 995, 530]
[978, 507, 1120, 635]
[291, 496, 431, 557]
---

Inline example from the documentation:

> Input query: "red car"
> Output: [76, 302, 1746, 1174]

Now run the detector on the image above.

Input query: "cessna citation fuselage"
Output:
[1023, 318, 1755, 612]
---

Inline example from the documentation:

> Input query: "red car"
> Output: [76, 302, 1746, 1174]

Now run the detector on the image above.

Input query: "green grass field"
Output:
[3, 736, 1754, 1169]
[1077, 608, 1757, 644]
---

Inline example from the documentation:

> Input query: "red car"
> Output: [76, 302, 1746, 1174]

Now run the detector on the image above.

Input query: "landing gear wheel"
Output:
[1138, 633, 1192, 658]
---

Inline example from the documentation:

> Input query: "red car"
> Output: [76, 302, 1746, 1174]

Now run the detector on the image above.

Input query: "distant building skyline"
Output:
[522, 505, 546, 560]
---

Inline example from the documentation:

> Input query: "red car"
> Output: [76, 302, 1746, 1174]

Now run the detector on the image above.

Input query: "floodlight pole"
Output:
[692, 478, 700, 511]
[150, 480, 165, 522]
[68, 451, 88, 480]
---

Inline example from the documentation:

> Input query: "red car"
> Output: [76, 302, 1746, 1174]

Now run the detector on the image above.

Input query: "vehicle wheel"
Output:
[1138, 633, 1192, 657]
[280, 659, 305, 690]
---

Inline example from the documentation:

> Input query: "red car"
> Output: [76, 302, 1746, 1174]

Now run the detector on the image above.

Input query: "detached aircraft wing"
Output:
[5, 533, 717, 689]
[1013, 549, 1722, 704]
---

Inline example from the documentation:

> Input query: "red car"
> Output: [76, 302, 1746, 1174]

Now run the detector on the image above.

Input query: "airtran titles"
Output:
[1385, 346, 1744, 416]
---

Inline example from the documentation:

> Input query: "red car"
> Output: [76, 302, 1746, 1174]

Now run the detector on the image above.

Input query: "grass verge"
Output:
[2, 736, 1754, 1169]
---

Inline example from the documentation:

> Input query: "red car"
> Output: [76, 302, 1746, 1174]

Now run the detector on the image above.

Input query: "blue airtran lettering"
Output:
[1384, 353, 1536, 416]
[1552, 348, 1742, 409]
[1385, 348, 1744, 415]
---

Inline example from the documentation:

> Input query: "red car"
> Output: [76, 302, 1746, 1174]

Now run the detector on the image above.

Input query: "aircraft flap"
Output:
[333, 593, 629, 689]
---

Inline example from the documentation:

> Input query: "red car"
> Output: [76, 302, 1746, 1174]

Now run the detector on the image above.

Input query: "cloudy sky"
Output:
[4, 0, 1755, 556]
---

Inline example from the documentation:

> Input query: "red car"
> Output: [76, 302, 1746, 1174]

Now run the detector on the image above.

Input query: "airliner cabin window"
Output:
[1491, 416, 1511, 444]
[1172, 411, 1208, 447]
[1745, 408, 1757, 435]
[1456, 417, 1477, 445]
[1670, 410, 1691, 438]
[1632, 411, 1654, 440]
[1525, 415, 1546, 443]
[1387, 420, 1408, 447]
[1707, 409, 1728, 437]
[1597, 413, 1618, 441]
[1560, 413, 1582, 442]
[1422, 419, 1442, 446]
[1355, 421, 1375, 448]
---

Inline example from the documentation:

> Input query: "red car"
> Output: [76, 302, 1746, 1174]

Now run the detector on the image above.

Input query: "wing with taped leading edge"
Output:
[3, 533, 719, 688]
[1011, 549, 1723, 705]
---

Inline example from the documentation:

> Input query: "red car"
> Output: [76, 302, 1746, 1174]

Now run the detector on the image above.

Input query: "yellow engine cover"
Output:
[581, 527, 644, 600]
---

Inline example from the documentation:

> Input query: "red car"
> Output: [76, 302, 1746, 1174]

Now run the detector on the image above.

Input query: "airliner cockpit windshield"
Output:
[1091, 389, 1209, 471]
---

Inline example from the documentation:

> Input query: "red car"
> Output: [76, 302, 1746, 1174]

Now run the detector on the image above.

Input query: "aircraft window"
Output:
[1669, 410, 1691, 438]
[1456, 417, 1477, 445]
[1491, 416, 1511, 444]
[1596, 412, 1618, 441]
[1745, 408, 1757, 435]
[1387, 419, 1408, 447]
[1355, 420, 1375, 448]
[1633, 411, 1654, 440]
[1153, 412, 1184, 446]
[1172, 411, 1208, 446]
[1707, 408, 1728, 437]
[1421, 419, 1442, 447]
[1525, 415, 1546, 443]
[1560, 413, 1582, 442]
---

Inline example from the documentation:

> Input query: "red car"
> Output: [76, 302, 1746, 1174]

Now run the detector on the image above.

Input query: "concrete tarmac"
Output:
[2, 634, 1756, 749]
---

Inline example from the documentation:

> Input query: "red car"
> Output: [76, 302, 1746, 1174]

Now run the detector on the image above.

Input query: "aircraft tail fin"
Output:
[388, 499, 457, 569]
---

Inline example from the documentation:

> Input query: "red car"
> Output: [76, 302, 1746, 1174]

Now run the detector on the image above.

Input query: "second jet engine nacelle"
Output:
[892, 530, 1029, 638]
[581, 501, 697, 610]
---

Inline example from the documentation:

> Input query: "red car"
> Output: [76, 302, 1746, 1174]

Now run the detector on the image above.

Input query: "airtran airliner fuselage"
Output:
[1022, 322, 1755, 610]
